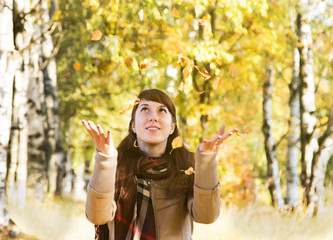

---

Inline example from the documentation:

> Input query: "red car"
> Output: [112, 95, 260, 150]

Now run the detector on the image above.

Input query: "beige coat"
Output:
[85, 148, 221, 240]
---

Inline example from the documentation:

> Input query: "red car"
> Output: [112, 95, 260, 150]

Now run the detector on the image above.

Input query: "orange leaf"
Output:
[140, 63, 148, 70]
[139, 9, 144, 21]
[119, 104, 133, 115]
[124, 57, 133, 67]
[195, 66, 211, 80]
[177, 53, 187, 66]
[212, 77, 223, 91]
[230, 66, 238, 77]
[170, 136, 183, 154]
[91, 30, 103, 41]
[73, 63, 81, 70]
[150, 59, 158, 67]
[172, 7, 179, 18]
[198, 19, 208, 26]
[65, 72, 71, 77]
[181, 167, 195, 175]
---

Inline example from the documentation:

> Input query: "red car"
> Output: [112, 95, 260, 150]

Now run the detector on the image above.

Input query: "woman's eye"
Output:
[141, 107, 149, 112]
[159, 108, 167, 113]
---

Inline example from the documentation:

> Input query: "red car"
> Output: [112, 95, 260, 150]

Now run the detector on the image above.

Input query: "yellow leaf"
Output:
[212, 77, 223, 91]
[150, 59, 158, 67]
[178, 81, 184, 91]
[119, 104, 133, 115]
[73, 63, 81, 70]
[195, 66, 211, 80]
[124, 57, 133, 67]
[172, 7, 179, 18]
[182, 67, 191, 79]
[170, 136, 183, 154]
[139, 9, 144, 21]
[177, 53, 187, 66]
[91, 30, 103, 41]
[181, 167, 195, 175]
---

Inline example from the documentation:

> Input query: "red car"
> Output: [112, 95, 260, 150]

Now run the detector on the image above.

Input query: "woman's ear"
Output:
[170, 122, 175, 135]
[132, 122, 136, 133]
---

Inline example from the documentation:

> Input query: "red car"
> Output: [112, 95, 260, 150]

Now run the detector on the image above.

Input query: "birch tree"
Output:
[262, 62, 285, 209]
[0, 0, 15, 230]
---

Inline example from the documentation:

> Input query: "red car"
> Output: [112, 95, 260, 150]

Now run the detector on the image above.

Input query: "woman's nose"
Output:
[149, 112, 158, 122]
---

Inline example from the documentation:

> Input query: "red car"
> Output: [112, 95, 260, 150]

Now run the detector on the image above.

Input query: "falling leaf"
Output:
[140, 63, 148, 70]
[229, 66, 238, 77]
[177, 53, 187, 66]
[65, 72, 71, 77]
[198, 19, 208, 26]
[172, 7, 179, 18]
[150, 59, 158, 67]
[170, 136, 183, 154]
[119, 104, 133, 115]
[124, 57, 134, 67]
[91, 29, 103, 41]
[73, 63, 81, 70]
[195, 66, 211, 80]
[212, 77, 223, 91]
[139, 9, 144, 21]
[236, 127, 251, 136]
[181, 167, 195, 175]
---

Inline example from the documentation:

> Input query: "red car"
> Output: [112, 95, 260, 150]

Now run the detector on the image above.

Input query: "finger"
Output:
[216, 129, 236, 146]
[217, 125, 226, 136]
[106, 130, 112, 145]
[96, 124, 106, 143]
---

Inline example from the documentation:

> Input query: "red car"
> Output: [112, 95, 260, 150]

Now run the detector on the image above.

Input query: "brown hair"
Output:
[116, 89, 194, 197]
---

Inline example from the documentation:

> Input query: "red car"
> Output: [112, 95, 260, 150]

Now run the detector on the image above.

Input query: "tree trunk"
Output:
[285, 9, 300, 208]
[262, 62, 285, 209]
[297, 6, 318, 190]
[307, 106, 333, 216]
[0, 0, 15, 230]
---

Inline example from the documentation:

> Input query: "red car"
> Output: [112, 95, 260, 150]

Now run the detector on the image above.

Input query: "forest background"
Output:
[1, 0, 333, 239]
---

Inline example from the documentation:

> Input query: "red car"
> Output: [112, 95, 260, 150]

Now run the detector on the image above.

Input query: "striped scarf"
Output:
[95, 153, 170, 240]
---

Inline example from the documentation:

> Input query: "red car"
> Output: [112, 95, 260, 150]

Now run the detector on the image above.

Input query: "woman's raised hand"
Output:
[199, 125, 238, 152]
[81, 120, 115, 156]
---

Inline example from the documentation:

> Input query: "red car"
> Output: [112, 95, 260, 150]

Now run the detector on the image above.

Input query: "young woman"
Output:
[82, 89, 237, 240]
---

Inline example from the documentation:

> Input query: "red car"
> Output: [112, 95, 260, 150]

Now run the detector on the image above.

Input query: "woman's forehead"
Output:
[138, 100, 166, 107]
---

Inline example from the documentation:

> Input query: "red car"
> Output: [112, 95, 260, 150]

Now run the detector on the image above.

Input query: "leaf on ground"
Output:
[170, 136, 183, 154]
[125, 57, 134, 67]
[91, 30, 103, 41]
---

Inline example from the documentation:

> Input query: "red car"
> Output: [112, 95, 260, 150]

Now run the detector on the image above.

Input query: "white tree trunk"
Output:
[262, 62, 285, 209]
[286, 9, 300, 208]
[0, 0, 15, 229]
[297, 3, 318, 189]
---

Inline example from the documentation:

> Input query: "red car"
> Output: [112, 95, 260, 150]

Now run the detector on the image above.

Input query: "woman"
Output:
[82, 89, 237, 240]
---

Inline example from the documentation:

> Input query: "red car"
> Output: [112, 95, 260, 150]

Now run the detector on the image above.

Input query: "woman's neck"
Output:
[137, 139, 167, 157]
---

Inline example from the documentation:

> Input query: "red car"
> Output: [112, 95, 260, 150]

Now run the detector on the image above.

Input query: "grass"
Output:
[5, 195, 333, 240]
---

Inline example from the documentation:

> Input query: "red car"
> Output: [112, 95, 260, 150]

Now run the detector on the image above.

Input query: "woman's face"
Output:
[132, 100, 175, 149]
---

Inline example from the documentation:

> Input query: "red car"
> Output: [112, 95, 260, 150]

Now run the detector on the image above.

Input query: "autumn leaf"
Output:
[182, 67, 191, 79]
[170, 136, 183, 154]
[134, 97, 140, 106]
[124, 57, 133, 67]
[178, 81, 184, 91]
[139, 9, 144, 21]
[172, 7, 179, 18]
[230, 66, 238, 77]
[65, 72, 71, 77]
[91, 30, 103, 41]
[140, 63, 148, 69]
[198, 19, 208, 26]
[177, 53, 187, 66]
[150, 59, 158, 67]
[181, 167, 195, 175]
[212, 77, 223, 91]
[73, 63, 81, 70]
[195, 65, 211, 80]
[119, 104, 133, 115]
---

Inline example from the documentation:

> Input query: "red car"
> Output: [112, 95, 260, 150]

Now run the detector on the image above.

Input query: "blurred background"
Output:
[0, 0, 333, 239]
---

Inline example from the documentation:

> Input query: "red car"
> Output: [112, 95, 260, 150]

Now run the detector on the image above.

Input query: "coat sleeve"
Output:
[187, 147, 221, 224]
[85, 150, 118, 225]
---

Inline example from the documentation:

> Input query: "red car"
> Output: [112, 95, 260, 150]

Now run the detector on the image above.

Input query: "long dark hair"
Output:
[116, 89, 194, 197]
